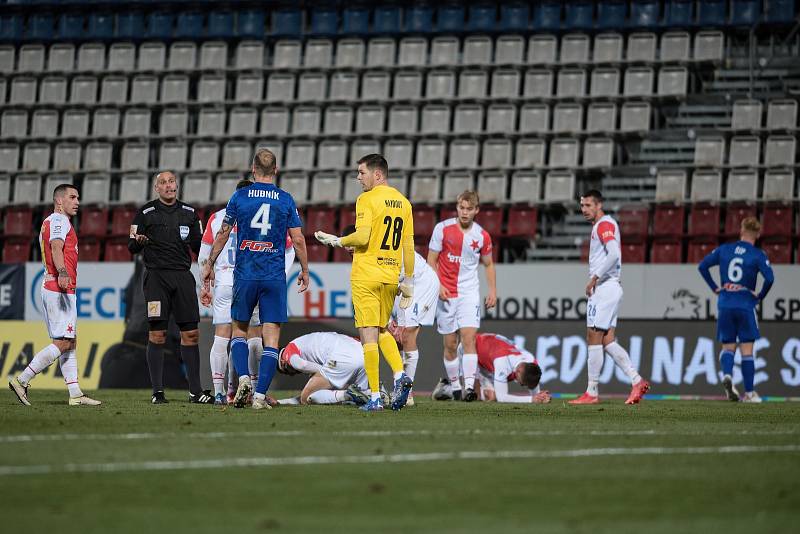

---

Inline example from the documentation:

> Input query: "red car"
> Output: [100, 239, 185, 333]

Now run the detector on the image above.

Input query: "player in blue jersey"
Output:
[201, 149, 310, 410]
[698, 217, 774, 403]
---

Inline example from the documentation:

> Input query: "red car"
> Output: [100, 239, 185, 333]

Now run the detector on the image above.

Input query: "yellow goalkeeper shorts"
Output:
[351, 280, 398, 328]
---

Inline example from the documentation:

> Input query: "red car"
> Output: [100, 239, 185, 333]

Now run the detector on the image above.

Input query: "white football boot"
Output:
[741, 391, 762, 403]
[68, 395, 101, 406]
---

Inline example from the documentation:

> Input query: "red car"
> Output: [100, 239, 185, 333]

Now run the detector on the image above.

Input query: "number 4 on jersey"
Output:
[250, 204, 272, 235]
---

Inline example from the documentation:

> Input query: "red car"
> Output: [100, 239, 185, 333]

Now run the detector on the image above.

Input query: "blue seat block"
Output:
[145, 12, 174, 40]
[27, 14, 55, 41]
[175, 12, 204, 39]
[58, 13, 85, 40]
[565, 1, 594, 29]
[765, 0, 795, 23]
[207, 11, 234, 39]
[597, 0, 627, 29]
[310, 8, 338, 37]
[406, 5, 433, 33]
[87, 13, 114, 40]
[499, 2, 530, 32]
[468, 4, 497, 32]
[664, 0, 693, 27]
[271, 9, 301, 38]
[437, 4, 466, 33]
[630, 0, 660, 28]
[238, 10, 265, 39]
[342, 6, 369, 35]
[533, 1, 562, 31]
[374, 5, 402, 34]
[0, 15, 24, 42]
[697, 0, 726, 26]
[117, 12, 145, 40]
[730, 0, 762, 26]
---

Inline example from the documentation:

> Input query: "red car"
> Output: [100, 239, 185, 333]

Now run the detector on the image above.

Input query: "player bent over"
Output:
[428, 190, 497, 402]
[570, 190, 649, 405]
[698, 217, 774, 403]
[314, 154, 415, 411]
[8, 184, 100, 406]
[274, 332, 370, 406]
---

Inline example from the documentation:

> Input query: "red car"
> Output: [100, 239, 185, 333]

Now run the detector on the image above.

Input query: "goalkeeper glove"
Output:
[398, 280, 414, 309]
[314, 231, 342, 247]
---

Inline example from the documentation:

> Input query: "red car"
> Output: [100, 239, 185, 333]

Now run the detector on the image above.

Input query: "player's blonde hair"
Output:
[252, 149, 277, 178]
[741, 216, 762, 234]
[457, 190, 480, 207]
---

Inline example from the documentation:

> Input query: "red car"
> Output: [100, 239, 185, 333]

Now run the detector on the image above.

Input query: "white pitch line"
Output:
[0, 444, 797, 477]
[0, 428, 797, 444]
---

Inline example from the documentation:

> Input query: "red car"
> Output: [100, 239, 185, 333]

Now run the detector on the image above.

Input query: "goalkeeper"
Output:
[314, 154, 415, 411]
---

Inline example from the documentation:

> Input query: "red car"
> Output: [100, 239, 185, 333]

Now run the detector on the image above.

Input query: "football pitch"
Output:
[1, 390, 798, 534]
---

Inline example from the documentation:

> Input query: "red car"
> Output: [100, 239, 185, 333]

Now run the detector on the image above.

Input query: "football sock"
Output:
[181, 344, 202, 396]
[210, 336, 229, 396]
[248, 337, 263, 391]
[403, 350, 419, 381]
[444, 357, 461, 391]
[278, 396, 301, 405]
[587, 344, 604, 397]
[605, 342, 642, 385]
[378, 331, 404, 374]
[741, 355, 755, 392]
[462, 353, 478, 390]
[230, 337, 249, 379]
[255, 347, 278, 395]
[364, 342, 380, 394]
[59, 350, 83, 398]
[146, 342, 165, 394]
[308, 390, 346, 404]
[719, 349, 735, 377]
[18, 343, 60, 385]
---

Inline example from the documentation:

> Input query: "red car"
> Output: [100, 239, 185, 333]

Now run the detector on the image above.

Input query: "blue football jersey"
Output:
[698, 241, 775, 310]
[223, 182, 301, 282]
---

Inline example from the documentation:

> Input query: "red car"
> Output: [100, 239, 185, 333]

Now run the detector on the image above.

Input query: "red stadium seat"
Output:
[304, 207, 333, 237]
[3, 206, 33, 237]
[337, 207, 356, 234]
[761, 238, 793, 264]
[2, 238, 30, 262]
[650, 239, 683, 263]
[332, 247, 351, 263]
[439, 207, 457, 221]
[621, 241, 646, 263]
[688, 204, 720, 237]
[306, 243, 330, 262]
[110, 206, 139, 237]
[413, 207, 437, 238]
[78, 239, 101, 261]
[476, 207, 503, 236]
[505, 206, 538, 238]
[103, 238, 131, 262]
[414, 241, 429, 259]
[580, 240, 589, 262]
[652, 204, 685, 238]
[761, 204, 793, 238]
[79, 206, 108, 238]
[687, 238, 718, 264]
[616, 206, 650, 242]
[723, 203, 756, 237]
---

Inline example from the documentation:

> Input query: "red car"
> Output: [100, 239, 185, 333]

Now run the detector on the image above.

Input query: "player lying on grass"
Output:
[433, 333, 550, 404]
[273, 332, 372, 406]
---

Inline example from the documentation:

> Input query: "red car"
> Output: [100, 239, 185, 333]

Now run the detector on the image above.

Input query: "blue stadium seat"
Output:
[766, 0, 795, 23]
[499, 2, 530, 32]
[696, 0, 726, 26]
[374, 5, 402, 34]
[271, 9, 302, 38]
[207, 11, 234, 39]
[87, 13, 114, 40]
[145, 12, 174, 40]
[175, 12, 204, 39]
[238, 10, 265, 39]
[406, 5, 433, 34]
[437, 4, 466, 33]
[532, 1, 561, 31]
[664, 0, 693, 27]
[630, 0, 660, 28]
[342, 6, 369, 35]
[467, 4, 497, 32]
[58, 14, 84, 41]
[117, 12, 145, 40]
[565, 1, 594, 30]
[27, 14, 54, 41]
[0, 15, 25, 42]
[310, 8, 338, 37]
[730, 0, 762, 26]
[597, 0, 626, 29]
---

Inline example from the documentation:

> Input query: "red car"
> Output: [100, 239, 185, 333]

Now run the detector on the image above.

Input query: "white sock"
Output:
[210, 336, 229, 396]
[247, 337, 263, 391]
[308, 390, 346, 404]
[462, 353, 478, 390]
[403, 350, 419, 381]
[278, 396, 301, 405]
[444, 357, 461, 390]
[371, 391, 381, 401]
[587, 344, 603, 397]
[59, 350, 83, 398]
[393, 371, 404, 381]
[18, 344, 61, 385]
[605, 341, 642, 385]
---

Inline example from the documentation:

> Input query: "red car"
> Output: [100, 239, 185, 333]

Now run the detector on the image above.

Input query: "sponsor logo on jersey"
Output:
[446, 252, 462, 264]
[239, 240, 275, 252]
[377, 257, 399, 267]
[247, 189, 280, 199]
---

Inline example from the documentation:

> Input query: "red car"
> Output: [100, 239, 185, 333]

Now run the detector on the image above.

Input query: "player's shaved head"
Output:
[236, 179, 254, 190]
[53, 183, 79, 215]
[357, 154, 388, 179]
[53, 183, 78, 200]
[580, 190, 604, 223]
[253, 149, 277, 178]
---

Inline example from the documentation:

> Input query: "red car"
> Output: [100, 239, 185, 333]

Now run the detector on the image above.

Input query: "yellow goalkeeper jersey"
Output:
[348, 184, 414, 284]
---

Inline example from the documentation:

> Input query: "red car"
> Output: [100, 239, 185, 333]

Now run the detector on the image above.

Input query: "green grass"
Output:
[1, 389, 799, 534]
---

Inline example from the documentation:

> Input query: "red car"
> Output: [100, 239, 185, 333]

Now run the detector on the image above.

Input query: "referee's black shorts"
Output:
[142, 269, 199, 330]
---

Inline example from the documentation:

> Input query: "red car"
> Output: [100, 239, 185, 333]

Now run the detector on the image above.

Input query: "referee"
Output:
[128, 171, 212, 404]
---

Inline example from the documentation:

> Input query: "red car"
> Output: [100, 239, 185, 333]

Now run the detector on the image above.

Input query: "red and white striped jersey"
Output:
[476, 333, 536, 383]
[39, 212, 78, 294]
[428, 218, 492, 298]
[588, 214, 621, 282]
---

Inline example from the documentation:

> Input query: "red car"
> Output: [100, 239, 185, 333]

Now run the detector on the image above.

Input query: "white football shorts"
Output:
[41, 287, 77, 339]
[436, 293, 481, 334]
[393, 275, 439, 328]
[320, 349, 368, 391]
[212, 285, 260, 326]
[586, 279, 623, 331]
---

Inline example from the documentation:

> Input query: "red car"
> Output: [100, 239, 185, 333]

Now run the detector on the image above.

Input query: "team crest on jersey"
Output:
[179, 225, 190, 240]
[147, 301, 162, 318]
[326, 360, 337, 369]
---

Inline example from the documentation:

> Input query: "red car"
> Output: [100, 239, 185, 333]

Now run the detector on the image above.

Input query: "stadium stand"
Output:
[0, 1, 798, 263]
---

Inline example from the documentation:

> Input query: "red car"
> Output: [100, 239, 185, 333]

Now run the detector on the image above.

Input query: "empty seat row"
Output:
[731, 99, 799, 131]
[694, 135, 797, 168]
[655, 168, 796, 203]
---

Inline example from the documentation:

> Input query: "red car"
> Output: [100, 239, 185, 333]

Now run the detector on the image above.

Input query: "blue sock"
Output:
[719, 350, 735, 377]
[255, 347, 279, 395]
[230, 337, 249, 379]
[741, 355, 755, 392]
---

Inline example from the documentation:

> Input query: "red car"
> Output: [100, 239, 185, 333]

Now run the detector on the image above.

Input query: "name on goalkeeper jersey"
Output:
[248, 189, 280, 199]
[384, 200, 403, 208]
